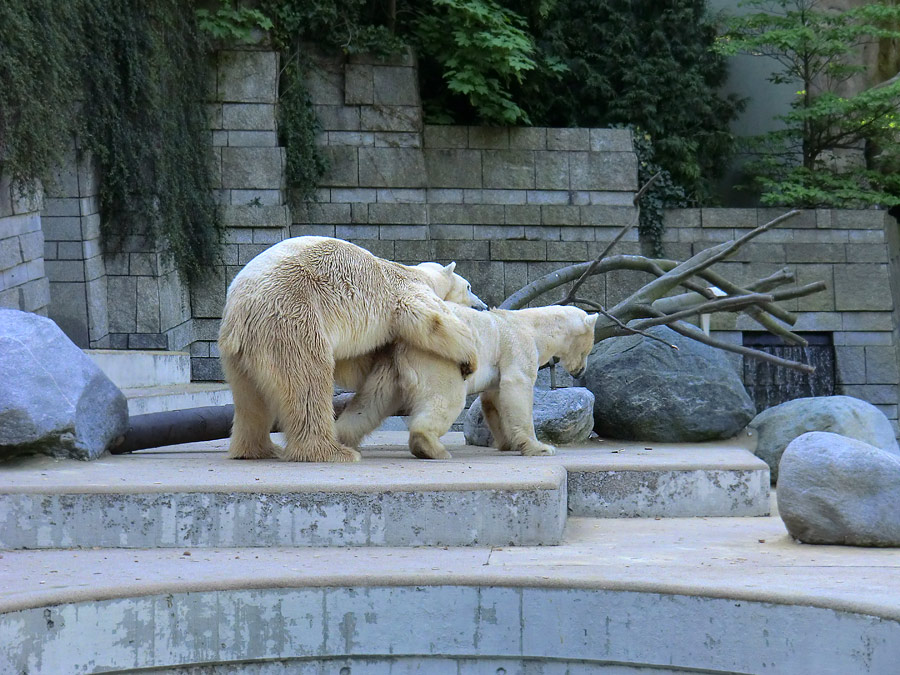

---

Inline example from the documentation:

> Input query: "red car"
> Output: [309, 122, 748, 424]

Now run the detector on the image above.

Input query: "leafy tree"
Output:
[718, 0, 900, 207]
[520, 0, 743, 203]
[408, 0, 546, 124]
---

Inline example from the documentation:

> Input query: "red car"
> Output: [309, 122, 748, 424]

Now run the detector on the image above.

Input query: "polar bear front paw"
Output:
[409, 431, 452, 460]
[520, 441, 556, 457]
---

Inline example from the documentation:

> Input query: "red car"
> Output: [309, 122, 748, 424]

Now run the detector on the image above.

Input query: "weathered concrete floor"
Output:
[0, 431, 765, 494]
[1, 431, 895, 624]
[2, 513, 899, 622]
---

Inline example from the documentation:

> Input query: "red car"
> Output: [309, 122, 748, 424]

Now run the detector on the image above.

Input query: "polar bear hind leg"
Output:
[221, 354, 280, 460]
[335, 354, 404, 448]
[406, 386, 465, 460]
[250, 321, 361, 463]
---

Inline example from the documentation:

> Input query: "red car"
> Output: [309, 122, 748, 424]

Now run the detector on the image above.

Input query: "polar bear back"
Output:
[224, 236, 415, 358]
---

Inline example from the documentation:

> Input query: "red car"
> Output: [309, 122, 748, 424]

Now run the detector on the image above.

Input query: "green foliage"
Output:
[0, 1, 83, 193]
[80, 0, 223, 280]
[409, 0, 543, 125]
[629, 127, 689, 257]
[196, 0, 273, 42]
[279, 56, 330, 204]
[719, 0, 900, 207]
[522, 0, 743, 203]
[261, 0, 402, 55]
[0, 0, 223, 279]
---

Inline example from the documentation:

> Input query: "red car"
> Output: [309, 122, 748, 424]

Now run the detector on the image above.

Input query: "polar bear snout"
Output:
[469, 292, 488, 311]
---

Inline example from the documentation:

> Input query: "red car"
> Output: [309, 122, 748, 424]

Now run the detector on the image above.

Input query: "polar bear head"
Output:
[414, 261, 488, 310]
[556, 308, 599, 379]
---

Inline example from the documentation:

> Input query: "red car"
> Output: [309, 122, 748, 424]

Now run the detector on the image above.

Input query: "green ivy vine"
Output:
[0, 0, 223, 280]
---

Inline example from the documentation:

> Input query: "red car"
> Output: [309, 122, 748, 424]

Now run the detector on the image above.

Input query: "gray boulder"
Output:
[0, 309, 128, 460]
[750, 395, 899, 484]
[778, 431, 900, 546]
[579, 326, 755, 442]
[464, 387, 595, 447]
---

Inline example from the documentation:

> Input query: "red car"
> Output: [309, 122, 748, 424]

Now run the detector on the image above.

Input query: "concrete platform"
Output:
[122, 382, 233, 415]
[0, 440, 567, 549]
[85, 349, 191, 389]
[365, 431, 771, 518]
[2, 514, 898, 673]
[0, 432, 769, 550]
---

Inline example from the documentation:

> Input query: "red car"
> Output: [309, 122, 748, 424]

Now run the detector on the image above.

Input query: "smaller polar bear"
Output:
[219, 236, 485, 463]
[335, 304, 598, 458]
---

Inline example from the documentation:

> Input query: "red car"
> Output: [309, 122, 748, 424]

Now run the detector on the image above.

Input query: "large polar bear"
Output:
[335, 304, 598, 459]
[219, 236, 486, 463]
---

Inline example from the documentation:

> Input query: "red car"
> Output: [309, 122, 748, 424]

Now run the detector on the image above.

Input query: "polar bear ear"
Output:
[585, 313, 599, 328]
[443, 262, 457, 275]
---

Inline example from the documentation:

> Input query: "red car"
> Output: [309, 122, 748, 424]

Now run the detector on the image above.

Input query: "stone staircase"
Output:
[86, 349, 233, 415]
[4, 366, 900, 673]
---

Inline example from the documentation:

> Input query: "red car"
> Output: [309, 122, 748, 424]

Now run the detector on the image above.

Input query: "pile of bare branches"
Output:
[500, 204, 826, 374]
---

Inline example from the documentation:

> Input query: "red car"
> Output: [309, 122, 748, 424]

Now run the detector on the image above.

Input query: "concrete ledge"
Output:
[3, 514, 899, 674]
[86, 349, 191, 389]
[7, 586, 897, 674]
[122, 382, 234, 415]
[365, 433, 771, 518]
[0, 447, 566, 549]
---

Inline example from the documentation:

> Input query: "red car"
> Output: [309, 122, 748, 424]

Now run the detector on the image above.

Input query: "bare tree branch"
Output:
[558, 172, 662, 307]
[572, 297, 679, 348]
[666, 321, 816, 374]
[631, 293, 776, 330]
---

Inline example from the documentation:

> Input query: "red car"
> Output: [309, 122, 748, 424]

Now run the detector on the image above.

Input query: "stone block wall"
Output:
[39, 138, 192, 352]
[192, 47, 290, 380]
[665, 207, 900, 432]
[283, 51, 639, 309]
[0, 177, 49, 315]
[40, 140, 108, 347]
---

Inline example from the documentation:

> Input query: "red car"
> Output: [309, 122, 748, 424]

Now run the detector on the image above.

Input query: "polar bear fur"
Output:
[335, 304, 599, 459]
[218, 236, 484, 463]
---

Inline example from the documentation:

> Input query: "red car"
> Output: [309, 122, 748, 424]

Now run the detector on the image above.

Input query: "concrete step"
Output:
[0, 437, 567, 550]
[367, 431, 770, 519]
[3, 514, 899, 674]
[85, 349, 191, 389]
[0, 432, 768, 550]
[123, 382, 233, 416]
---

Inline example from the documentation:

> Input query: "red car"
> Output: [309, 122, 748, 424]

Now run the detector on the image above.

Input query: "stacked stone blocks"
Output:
[0, 177, 49, 315]
[193, 48, 291, 380]
[40, 141, 109, 348]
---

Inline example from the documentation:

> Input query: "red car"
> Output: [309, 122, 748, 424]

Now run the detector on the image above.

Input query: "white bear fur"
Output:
[218, 236, 483, 463]
[335, 304, 599, 458]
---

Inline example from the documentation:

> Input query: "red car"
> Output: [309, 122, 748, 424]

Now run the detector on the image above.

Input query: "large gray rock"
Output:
[778, 431, 900, 546]
[750, 395, 899, 484]
[579, 326, 755, 442]
[464, 387, 595, 447]
[0, 309, 128, 460]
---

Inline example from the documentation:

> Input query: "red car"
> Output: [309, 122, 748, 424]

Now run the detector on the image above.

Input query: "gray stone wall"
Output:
[665, 207, 900, 433]
[40, 140, 108, 347]
[0, 177, 49, 315]
[39, 138, 192, 351]
[192, 47, 289, 380]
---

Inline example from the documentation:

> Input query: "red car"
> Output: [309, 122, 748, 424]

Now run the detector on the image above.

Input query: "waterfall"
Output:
[742, 333, 835, 413]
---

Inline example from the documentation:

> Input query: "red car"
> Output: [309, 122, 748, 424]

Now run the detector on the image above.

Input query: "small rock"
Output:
[0, 309, 128, 460]
[749, 395, 899, 483]
[464, 387, 595, 447]
[579, 326, 755, 442]
[778, 431, 900, 547]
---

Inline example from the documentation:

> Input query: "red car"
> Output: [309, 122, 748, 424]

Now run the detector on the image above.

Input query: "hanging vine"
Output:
[0, 0, 224, 280]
